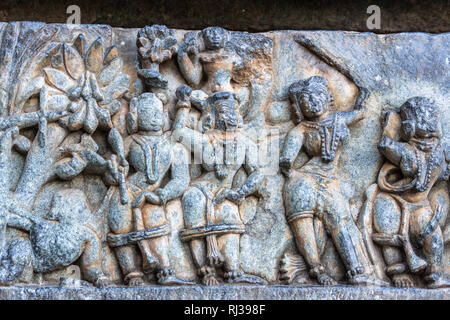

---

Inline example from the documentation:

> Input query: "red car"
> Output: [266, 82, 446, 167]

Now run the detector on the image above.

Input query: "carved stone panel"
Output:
[0, 21, 448, 297]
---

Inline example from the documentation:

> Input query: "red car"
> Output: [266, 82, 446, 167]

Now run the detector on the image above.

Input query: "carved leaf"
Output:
[84, 98, 99, 133]
[89, 72, 105, 101]
[94, 105, 112, 129]
[68, 100, 86, 131]
[104, 46, 119, 65]
[43, 68, 76, 94]
[100, 73, 129, 105]
[63, 44, 84, 80]
[97, 58, 123, 87]
[74, 34, 88, 57]
[137, 36, 149, 48]
[85, 37, 103, 73]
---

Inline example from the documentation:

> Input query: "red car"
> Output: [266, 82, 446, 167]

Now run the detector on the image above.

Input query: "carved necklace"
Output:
[133, 135, 167, 184]
[211, 134, 237, 180]
[303, 113, 342, 162]
[411, 137, 440, 192]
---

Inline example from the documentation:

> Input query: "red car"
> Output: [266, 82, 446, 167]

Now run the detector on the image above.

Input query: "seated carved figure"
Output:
[280, 76, 386, 286]
[370, 97, 450, 288]
[106, 93, 193, 286]
[174, 86, 267, 286]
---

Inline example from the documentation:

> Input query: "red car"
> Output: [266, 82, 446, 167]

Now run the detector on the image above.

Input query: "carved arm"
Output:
[280, 127, 304, 176]
[177, 33, 203, 87]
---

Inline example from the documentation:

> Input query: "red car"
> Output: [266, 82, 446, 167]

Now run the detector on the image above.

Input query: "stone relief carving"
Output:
[361, 97, 450, 289]
[0, 21, 447, 289]
[278, 75, 387, 287]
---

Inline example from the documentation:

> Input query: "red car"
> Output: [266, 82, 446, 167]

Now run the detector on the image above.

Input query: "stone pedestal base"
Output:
[0, 285, 447, 300]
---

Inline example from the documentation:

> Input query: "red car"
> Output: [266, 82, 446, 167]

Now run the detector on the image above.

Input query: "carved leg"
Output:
[0, 238, 33, 285]
[108, 193, 144, 286]
[328, 214, 387, 287]
[422, 228, 449, 288]
[79, 228, 112, 288]
[383, 247, 413, 288]
[409, 206, 448, 288]
[289, 216, 336, 285]
[219, 233, 267, 285]
[373, 193, 413, 287]
[113, 245, 145, 286]
[183, 187, 219, 285]
[145, 235, 194, 285]
[141, 205, 170, 275]
[188, 239, 219, 285]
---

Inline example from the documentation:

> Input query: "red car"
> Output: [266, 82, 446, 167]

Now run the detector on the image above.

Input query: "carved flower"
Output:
[43, 34, 129, 134]
[137, 25, 177, 65]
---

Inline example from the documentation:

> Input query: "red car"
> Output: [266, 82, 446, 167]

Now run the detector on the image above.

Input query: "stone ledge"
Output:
[0, 285, 447, 300]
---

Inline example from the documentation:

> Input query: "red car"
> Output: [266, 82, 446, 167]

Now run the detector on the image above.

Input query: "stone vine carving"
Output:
[0, 22, 447, 288]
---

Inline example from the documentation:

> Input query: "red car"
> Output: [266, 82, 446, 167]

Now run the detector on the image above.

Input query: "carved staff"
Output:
[108, 128, 129, 205]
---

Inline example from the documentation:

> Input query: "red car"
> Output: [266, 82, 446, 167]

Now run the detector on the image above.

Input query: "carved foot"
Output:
[94, 276, 113, 288]
[425, 273, 450, 289]
[198, 266, 219, 286]
[142, 256, 158, 275]
[348, 274, 389, 287]
[127, 276, 146, 286]
[157, 268, 195, 286]
[225, 270, 268, 285]
[392, 273, 414, 288]
[309, 264, 337, 286]
[202, 273, 220, 286]
[316, 273, 337, 286]
[290, 274, 309, 285]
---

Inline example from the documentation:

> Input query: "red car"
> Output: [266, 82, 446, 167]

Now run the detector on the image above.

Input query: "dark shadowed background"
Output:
[0, 0, 448, 33]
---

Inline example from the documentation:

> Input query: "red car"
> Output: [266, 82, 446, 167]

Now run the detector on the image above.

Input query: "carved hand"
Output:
[279, 157, 292, 177]
[132, 191, 161, 208]
[180, 36, 199, 57]
[214, 188, 245, 206]
[225, 188, 245, 205]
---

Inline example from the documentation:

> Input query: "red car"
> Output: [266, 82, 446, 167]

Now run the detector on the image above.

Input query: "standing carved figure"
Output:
[280, 76, 386, 286]
[106, 93, 192, 286]
[174, 87, 267, 286]
[367, 97, 450, 288]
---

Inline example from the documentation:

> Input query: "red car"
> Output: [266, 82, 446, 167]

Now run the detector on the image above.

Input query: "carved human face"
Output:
[214, 99, 238, 132]
[297, 90, 328, 120]
[400, 99, 438, 139]
[202, 27, 227, 50]
[137, 94, 164, 132]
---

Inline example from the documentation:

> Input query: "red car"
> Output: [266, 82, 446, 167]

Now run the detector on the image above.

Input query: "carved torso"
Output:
[379, 137, 446, 201]
[195, 130, 248, 190]
[198, 50, 235, 93]
[299, 113, 350, 167]
[126, 132, 173, 191]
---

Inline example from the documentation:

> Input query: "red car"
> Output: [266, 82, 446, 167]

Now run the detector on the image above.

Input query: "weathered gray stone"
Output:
[0, 285, 446, 300]
[0, 21, 448, 298]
